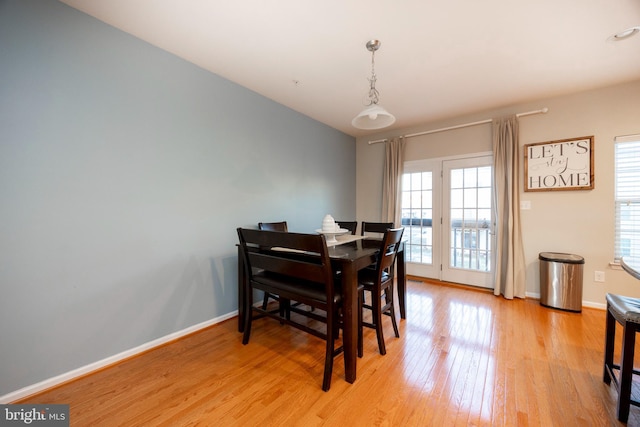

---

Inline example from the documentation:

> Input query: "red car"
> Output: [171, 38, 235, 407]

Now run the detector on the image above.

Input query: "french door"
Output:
[402, 159, 441, 278]
[441, 156, 494, 287]
[402, 154, 495, 288]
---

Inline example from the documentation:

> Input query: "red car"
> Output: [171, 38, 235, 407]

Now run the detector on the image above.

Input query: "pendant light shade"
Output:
[351, 104, 396, 130]
[352, 39, 395, 130]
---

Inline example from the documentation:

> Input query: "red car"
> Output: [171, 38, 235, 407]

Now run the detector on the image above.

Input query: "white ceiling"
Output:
[60, 0, 640, 137]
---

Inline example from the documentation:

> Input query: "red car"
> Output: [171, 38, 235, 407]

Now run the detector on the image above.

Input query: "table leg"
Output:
[397, 245, 406, 319]
[342, 263, 357, 383]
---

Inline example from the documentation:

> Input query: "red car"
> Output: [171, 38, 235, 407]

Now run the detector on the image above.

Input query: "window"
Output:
[401, 171, 433, 264]
[615, 135, 640, 260]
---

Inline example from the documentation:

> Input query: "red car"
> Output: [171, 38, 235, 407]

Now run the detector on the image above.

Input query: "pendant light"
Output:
[352, 39, 396, 130]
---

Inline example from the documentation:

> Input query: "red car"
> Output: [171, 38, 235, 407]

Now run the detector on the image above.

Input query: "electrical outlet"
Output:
[520, 200, 531, 210]
[595, 271, 605, 282]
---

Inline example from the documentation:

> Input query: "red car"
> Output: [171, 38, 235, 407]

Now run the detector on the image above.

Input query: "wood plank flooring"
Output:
[17, 279, 636, 426]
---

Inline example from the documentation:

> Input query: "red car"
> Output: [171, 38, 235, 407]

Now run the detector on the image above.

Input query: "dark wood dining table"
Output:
[237, 236, 407, 384]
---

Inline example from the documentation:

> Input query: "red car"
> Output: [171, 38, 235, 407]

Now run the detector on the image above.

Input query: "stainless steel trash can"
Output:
[539, 252, 584, 312]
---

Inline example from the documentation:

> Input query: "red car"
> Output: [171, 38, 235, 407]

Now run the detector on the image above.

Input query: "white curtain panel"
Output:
[382, 137, 406, 227]
[492, 116, 526, 299]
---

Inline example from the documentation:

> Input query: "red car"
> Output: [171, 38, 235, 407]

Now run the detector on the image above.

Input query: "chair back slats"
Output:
[361, 221, 394, 236]
[258, 221, 288, 232]
[375, 228, 405, 279]
[335, 221, 357, 235]
[248, 252, 326, 284]
[243, 228, 324, 256]
[238, 228, 334, 296]
[256, 221, 288, 308]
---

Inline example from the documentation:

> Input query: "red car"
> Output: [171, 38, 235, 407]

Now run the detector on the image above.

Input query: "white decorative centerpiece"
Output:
[322, 215, 337, 232]
[316, 214, 348, 244]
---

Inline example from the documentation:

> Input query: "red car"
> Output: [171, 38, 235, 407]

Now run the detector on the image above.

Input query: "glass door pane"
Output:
[442, 156, 494, 288]
[401, 159, 440, 278]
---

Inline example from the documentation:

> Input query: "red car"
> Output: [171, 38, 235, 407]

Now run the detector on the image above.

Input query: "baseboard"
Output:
[526, 291, 606, 311]
[414, 277, 606, 311]
[0, 311, 238, 404]
[582, 301, 606, 310]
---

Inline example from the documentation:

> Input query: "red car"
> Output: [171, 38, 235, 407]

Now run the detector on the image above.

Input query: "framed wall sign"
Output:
[524, 136, 594, 192]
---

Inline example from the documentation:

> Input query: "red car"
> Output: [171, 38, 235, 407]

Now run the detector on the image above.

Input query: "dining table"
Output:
[236, 233, 407, 384]
[621, 256, 640, 280]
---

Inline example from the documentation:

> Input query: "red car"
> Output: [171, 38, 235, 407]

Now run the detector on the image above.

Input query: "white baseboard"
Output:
[582, 301, 606, 310]
[525, 291, 606, 310]
[0, 311, 237, 404]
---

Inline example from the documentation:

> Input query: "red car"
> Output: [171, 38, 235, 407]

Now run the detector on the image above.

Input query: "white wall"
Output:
[357, 79, 640, 306]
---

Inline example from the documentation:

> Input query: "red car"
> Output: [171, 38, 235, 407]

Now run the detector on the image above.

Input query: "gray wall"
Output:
[0, 0, 355, 396]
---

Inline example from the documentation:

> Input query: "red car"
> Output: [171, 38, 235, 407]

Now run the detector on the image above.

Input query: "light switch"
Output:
[520, 200, 531, 210]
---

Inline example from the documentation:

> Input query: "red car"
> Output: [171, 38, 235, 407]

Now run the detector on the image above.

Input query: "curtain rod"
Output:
[367, 107, 549, 145]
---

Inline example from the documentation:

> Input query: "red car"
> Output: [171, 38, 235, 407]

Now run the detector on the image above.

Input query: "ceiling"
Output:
[59, 0, 640, 137]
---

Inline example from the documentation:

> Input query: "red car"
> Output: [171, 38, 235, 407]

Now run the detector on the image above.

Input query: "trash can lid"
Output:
[539, 252, 585, 264]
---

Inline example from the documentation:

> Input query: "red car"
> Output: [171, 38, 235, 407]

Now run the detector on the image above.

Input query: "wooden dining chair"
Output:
[603, 293, 640, 422]
[257, 221, 288, 309]
[237, 228, 345, 391]
[361, 221, 394, 237]
[335, 221, 358, 235]
[360, 222, 394, 272]
[358, 227, 404, 356]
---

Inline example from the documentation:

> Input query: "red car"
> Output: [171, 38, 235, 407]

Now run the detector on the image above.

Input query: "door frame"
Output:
[403, 152, 495, 288]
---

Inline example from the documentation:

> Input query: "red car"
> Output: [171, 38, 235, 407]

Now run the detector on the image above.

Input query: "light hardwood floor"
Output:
[18, 279, 636, 426]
